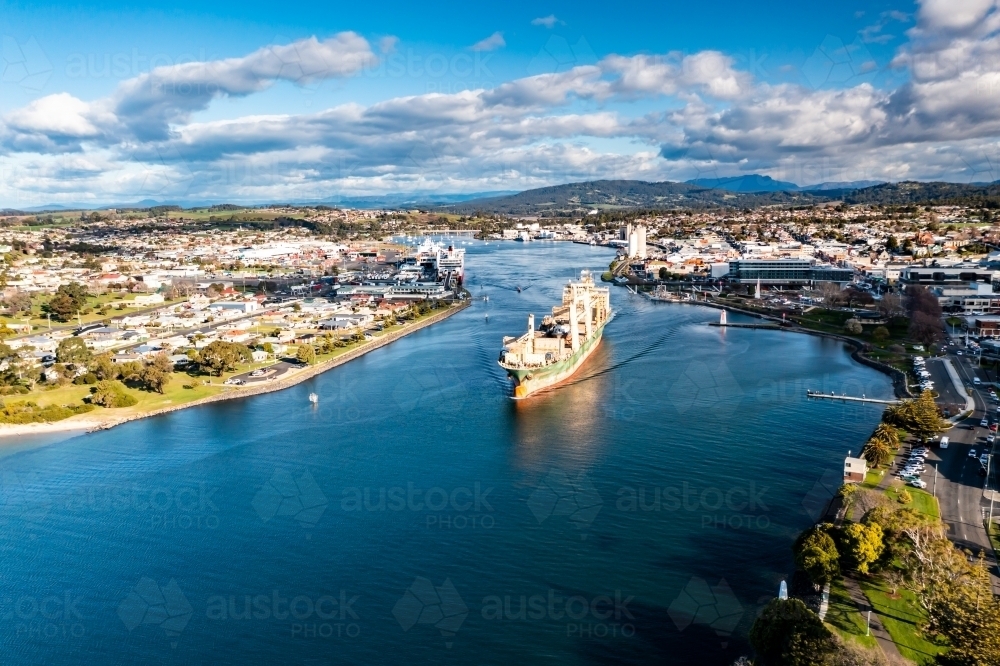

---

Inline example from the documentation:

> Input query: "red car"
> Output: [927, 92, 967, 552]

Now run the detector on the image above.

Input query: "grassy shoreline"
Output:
[0, 299, 471, 438]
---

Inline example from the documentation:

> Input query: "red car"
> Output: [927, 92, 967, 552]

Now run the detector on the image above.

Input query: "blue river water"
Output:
[0, 241, 893, 665]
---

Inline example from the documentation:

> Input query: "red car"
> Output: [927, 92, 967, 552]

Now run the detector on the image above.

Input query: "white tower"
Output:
[755, 278, 761, 300]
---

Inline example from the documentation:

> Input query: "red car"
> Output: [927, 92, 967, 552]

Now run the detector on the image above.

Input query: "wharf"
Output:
[806, 390, 900, 405]
[707, 322, 781, 330]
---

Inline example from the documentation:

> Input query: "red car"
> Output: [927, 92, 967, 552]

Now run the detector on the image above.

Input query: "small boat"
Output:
[308, 393, 318, 404]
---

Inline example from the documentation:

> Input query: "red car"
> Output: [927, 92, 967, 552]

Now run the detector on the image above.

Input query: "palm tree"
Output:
[862, 437, 893, 467]
[872, 423, 900, 449]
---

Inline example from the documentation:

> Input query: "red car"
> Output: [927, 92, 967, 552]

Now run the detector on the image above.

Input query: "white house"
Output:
[844, 455, 868, 484]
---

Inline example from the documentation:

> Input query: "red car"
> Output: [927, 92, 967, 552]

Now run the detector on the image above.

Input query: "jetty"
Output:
[806, 390, 900, 405]
[708, 322, 781, 330]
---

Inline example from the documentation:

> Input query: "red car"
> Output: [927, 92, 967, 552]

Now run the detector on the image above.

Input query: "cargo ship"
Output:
[498, 270, 612, 399]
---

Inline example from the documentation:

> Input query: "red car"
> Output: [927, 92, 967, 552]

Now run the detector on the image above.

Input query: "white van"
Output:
[939, 436, 949, 449]
[974, 377, 982, 385]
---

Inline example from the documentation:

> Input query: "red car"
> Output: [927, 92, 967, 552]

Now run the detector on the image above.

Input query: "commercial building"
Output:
[620, 223, 647, 259]
[932, 283, 1000, 314]
[726, 259, 854, 286]
[899, 265, 995, 286]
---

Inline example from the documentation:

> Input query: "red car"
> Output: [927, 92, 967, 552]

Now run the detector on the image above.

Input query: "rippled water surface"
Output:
[0, 241, 893, 665]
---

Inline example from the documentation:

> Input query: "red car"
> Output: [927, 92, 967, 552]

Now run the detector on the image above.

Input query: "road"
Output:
[927, 348, 1000, 590]
[924, 358, 964, 413]
[228, 360, 298, 384]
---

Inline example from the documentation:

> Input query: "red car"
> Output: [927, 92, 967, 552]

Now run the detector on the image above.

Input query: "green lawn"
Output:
[825, 578, 878, 649]
[884, 485, 940, 519]
[988, 519, 1000, 553]
[1, 302, 462, 423]
[862, 470, 885, 489]
[1, 293, 183, 333]
[859, 577, 948, 665]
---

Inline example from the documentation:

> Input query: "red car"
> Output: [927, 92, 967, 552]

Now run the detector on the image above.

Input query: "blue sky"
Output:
[2, 0, 999, 206]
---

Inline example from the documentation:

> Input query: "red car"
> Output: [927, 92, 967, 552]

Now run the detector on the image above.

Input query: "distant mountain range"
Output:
[439, 178, 1000, 214]
[685, 174, 886, 193]
[4, 191, 518, 215]
[6, 178, 1000, 218]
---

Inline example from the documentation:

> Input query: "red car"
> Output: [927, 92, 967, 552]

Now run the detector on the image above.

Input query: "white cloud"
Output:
[471, 31, 505, 52]
[531, 15, 561, 28]
[9, 8, 1000, 203]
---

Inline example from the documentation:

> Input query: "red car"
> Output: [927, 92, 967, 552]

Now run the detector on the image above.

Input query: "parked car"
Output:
[970, 449, 978, 457]
[909, 479, 928, 489]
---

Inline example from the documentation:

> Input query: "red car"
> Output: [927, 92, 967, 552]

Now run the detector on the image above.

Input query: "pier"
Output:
[708, 322, 781, 330]
[806, 390, 900, 405]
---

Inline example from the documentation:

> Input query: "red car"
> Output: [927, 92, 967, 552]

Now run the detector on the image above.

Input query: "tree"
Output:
[199, 341, 251, 376]
[3, 290, 32, 313]
[840, 522, 884, 574]
[872, 326, 890, 343]
[862, 436, 893, 467]
[845, 318, 863, 335]
[296, 344, 316, 365]
[877, 293, 904, 318]
[658, 267, 668, 280]
[56, 337, 91, 364]
[140, 366, 168, 393]
[45, 282, 90, 321]
[909, 311, 944, 345]
[150, 352, 174, 374]
[46, 293, 78, 321]
[90, 380, 137, 407]
[793, 525, 840, 587]
[749, 598, 837, 666]
[88, 353, 119, 381]
[819, 282, 843, 305]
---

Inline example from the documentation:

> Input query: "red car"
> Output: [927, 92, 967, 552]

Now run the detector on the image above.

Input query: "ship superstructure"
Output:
[498, 270, 611, 399]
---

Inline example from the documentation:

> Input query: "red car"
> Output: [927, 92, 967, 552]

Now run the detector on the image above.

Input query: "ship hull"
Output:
[501, 321, 607, 399]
